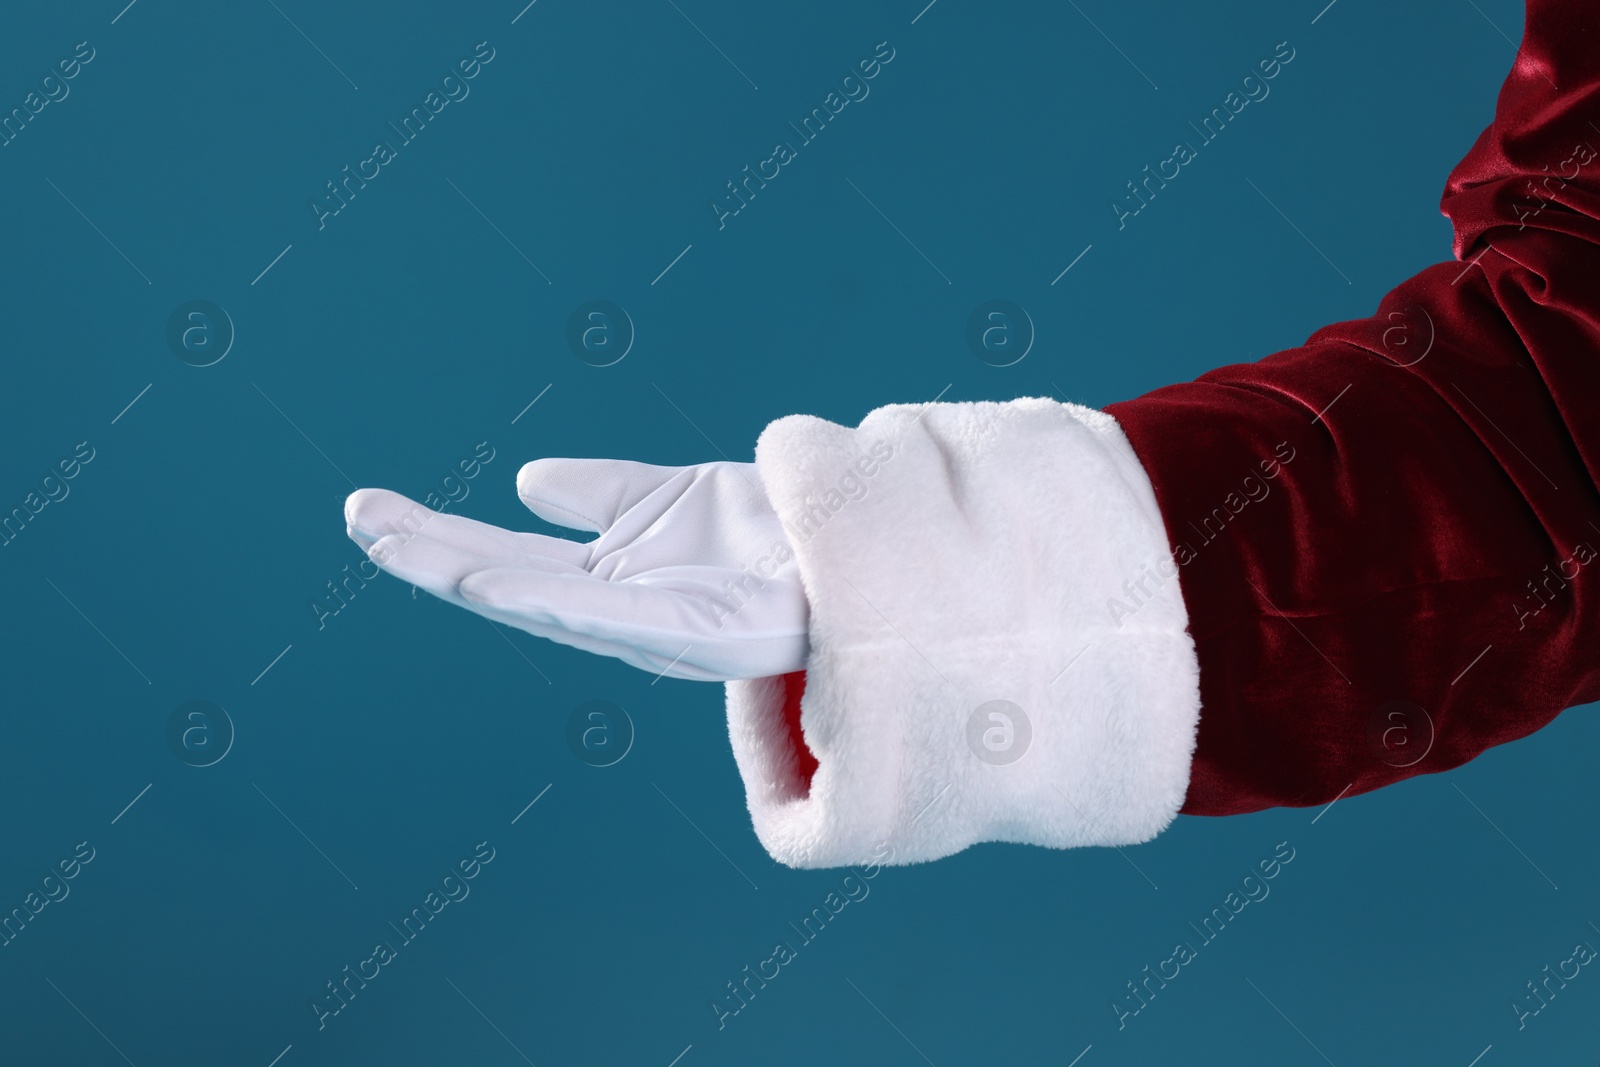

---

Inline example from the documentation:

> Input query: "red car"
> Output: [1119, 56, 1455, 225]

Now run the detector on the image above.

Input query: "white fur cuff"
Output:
[725, 398, 1202, 869]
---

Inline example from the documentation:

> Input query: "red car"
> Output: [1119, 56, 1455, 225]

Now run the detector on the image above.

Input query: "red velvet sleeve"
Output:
[1104, 0, 1600, 815]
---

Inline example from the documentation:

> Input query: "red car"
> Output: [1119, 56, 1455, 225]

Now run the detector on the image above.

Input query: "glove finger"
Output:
[346, 487, 591, 569]
[456, 566, 712, 662]
[481, 606, 687, 674]
[457, 568, 804, 679]
[515, 458, 700, 533]
[360, 525, 724, 680]
[363, 531, 515, 613]
[448, 576, 723, 680]
[359, 531, 669, 662]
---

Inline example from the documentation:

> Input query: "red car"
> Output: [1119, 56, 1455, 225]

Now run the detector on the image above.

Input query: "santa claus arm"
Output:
[730, 0, 1600, 865]
[345, 0, 1600, 869]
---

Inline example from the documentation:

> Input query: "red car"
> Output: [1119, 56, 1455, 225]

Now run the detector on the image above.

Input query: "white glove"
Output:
[344, 459, 809, 681]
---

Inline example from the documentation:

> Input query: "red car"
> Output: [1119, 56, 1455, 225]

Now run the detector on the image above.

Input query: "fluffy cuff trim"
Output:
[725, 398, 1201, 868]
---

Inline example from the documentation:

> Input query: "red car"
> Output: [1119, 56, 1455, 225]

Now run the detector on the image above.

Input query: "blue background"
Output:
[1, 0, 1595, 1063]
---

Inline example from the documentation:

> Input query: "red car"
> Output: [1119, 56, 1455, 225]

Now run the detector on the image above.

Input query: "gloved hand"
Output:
[344, 459, 809, 681]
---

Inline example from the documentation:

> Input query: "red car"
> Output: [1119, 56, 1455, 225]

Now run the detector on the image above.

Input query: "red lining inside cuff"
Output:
[779, 670, 819, 795]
